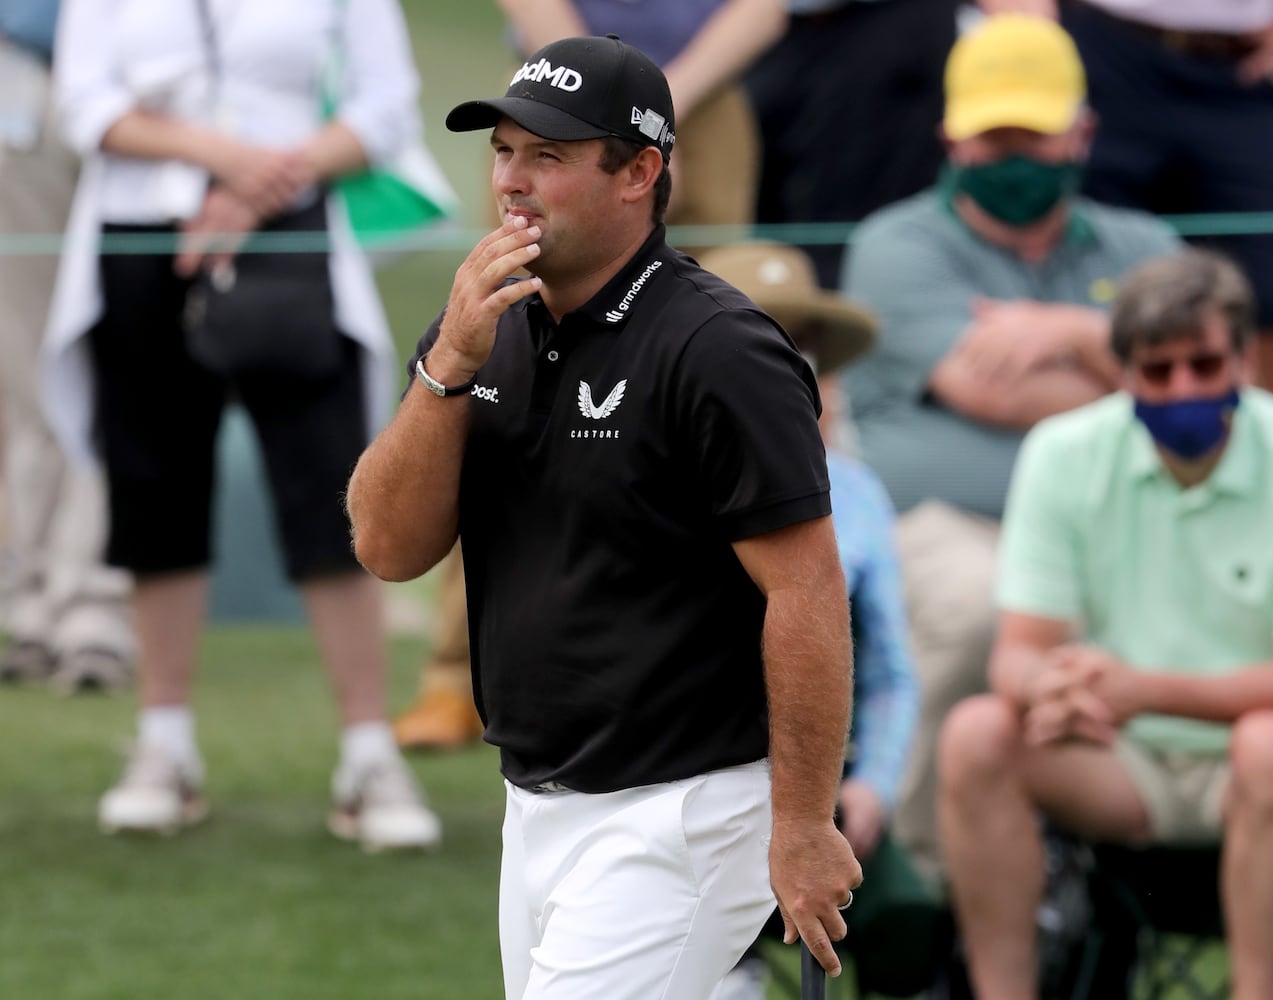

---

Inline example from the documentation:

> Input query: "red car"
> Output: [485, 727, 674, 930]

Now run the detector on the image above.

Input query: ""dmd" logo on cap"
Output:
[511, 59, 583, 92]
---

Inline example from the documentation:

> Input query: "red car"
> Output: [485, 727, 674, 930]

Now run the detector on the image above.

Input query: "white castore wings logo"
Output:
[577, 379, 627, 420]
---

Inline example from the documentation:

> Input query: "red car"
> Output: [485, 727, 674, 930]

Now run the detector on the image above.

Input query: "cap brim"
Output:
[944, 94, 1080, 141]
[446, 97, 610, 142]
[762, 293, 877, 373]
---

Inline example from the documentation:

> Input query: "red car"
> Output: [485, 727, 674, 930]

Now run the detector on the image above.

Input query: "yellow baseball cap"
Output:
[944, 14, 1086, 141]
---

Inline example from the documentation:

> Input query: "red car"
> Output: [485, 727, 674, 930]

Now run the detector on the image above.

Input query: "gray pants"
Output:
[0, 42, 132, 659]
[891, 500, 999, 884]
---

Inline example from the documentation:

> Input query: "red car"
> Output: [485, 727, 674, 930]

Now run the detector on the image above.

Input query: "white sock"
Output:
[138, 706, 197, 762]
[340, 721, 398, 772]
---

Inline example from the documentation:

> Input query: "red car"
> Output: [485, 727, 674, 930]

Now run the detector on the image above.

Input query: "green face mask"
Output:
[949, 155, 1083, 226]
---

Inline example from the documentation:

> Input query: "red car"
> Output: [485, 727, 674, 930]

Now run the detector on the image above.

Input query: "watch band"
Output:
[415, 355, 477, 397]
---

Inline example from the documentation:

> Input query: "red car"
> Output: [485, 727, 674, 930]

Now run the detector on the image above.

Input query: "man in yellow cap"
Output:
[842, 13, 1179, 883]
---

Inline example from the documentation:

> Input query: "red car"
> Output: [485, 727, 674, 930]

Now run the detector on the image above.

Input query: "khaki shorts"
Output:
[1116, 740, 1229, 844]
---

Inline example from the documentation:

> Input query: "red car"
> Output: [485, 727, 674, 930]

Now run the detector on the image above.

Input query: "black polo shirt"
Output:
[411, 226, 830, 792]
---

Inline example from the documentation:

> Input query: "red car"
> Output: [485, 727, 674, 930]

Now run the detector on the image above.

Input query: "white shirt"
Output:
[55, 0, 421, 223]
[1084, 0, 1273, 33]
[42, 0, 417, 464]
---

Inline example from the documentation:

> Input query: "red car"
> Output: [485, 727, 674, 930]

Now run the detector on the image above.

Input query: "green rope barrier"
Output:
[3, 211, 1273, 255]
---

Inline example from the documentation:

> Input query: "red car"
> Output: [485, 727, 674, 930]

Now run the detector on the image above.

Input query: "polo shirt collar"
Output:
[1128, 389, 1259, 497]
[574, 224, 672, 328]
[518, 225, 672, 331]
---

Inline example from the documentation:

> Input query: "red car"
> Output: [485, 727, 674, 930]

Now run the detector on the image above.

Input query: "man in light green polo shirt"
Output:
[842, 12, 1179, 880]
[939, 249, 1273, 1000]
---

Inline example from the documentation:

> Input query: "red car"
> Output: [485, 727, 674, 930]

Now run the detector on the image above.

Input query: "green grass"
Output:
[0, 628, 507, 1000]
[0, 626, 1233, 999]
[0, 626, 840, 1000]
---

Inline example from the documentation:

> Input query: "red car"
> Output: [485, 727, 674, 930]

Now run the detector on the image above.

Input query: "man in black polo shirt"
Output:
[347, 34, 860, 999]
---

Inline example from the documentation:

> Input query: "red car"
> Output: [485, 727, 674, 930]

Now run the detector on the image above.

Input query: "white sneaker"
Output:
[328, 755, 442, 852]
[99, 744, 208, 835]
[710, 957, 769, 1000]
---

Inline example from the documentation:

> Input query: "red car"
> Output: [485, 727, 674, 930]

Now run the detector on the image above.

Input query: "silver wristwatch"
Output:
[415, 355, 476, 397]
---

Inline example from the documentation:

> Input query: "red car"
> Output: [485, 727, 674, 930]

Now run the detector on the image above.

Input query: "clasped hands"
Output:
[1022, 644, 1143, 747]
[952, 297, 1083, 382]
[175, 142, 319, 278]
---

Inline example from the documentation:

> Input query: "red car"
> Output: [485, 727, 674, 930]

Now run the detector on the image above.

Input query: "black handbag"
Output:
[182, 0, 342, 380]
[182, 197, 343, 380]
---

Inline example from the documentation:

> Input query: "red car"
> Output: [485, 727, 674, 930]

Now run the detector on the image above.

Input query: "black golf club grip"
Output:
[800, 940, 826, 1000]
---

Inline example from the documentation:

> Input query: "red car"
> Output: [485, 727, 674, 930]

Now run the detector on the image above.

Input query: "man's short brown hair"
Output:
[599, 136, 671, 226]
[1111, 249, 1255, 362]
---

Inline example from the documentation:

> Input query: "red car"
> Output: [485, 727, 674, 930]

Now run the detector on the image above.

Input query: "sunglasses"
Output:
[1136, 352, 1228, 386]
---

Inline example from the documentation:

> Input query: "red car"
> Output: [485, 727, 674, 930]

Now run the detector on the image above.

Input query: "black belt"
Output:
[1071, 0, 1259, 61]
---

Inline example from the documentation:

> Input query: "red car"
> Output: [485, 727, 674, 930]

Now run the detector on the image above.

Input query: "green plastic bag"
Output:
[323, 2, 458, 255]
[335, 142, 456, 253]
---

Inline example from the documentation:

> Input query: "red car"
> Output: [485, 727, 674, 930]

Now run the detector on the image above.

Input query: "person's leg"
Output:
[240, 346, 390, 729]
[938, 694, 1152, 1000]
[244, 345, 439, 850]
[668, 83, 757, 235]
[88, 229, 224, 833]
[134, 570, 207, 709]
[301, 569, 386, 727]
[45, 459, 135, 691]
[499, 783, 537, 1000]
[892, 501, 999, 883]
[1222, 710, 1273, 1000]
[89, 243, 222, 702]
[513, 763, 775, 1000]
[0, 65, 81, 680]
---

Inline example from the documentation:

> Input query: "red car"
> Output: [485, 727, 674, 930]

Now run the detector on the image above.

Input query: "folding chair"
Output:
[1086, 843, 1229, 1000]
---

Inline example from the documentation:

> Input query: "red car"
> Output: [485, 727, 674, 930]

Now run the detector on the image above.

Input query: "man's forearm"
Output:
[346, 381, 468, 582]
[100, 109, 229, 171]
[989, 643, 1050, 706]
[938, 360, 1109, 429]
[297, 121, 369, 182]
[663, 0, 787, 118]
[1138, 662, 1273, 723]
[765, 581, 853, 824]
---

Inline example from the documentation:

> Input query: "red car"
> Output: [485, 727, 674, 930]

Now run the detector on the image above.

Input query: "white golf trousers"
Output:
[499, 760, 775, 1000]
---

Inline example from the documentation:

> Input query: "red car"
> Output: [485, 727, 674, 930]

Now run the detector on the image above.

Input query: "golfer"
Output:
[347, 34, 861, 998]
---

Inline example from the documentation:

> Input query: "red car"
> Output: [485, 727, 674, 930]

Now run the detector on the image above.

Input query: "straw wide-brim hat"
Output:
[698, 242, 876, 374]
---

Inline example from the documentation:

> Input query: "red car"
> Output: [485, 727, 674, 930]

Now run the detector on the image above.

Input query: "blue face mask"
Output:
[1133, 388, 1241, 460]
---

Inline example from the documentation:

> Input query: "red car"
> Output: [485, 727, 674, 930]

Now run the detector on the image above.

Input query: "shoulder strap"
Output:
[322, 0, 350, 118]
[193, 0, 221, 92]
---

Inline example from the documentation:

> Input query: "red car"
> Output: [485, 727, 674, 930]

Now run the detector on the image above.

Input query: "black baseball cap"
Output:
[446, 35, 676, 162]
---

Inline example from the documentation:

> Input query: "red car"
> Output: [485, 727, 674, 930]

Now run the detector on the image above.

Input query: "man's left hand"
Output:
[770, 818, 864, 977]
[1050, 644, 1145, 726]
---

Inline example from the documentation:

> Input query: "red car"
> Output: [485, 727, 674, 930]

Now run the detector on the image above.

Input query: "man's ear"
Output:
[619, 146, 665, 205]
